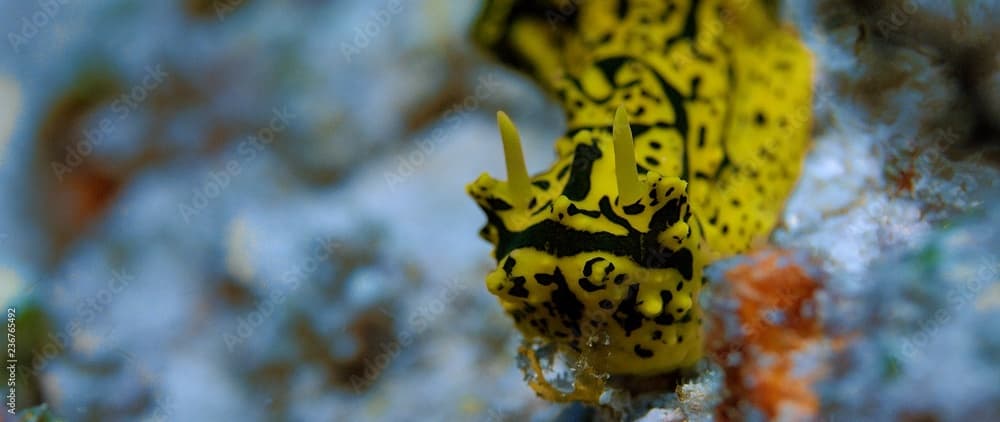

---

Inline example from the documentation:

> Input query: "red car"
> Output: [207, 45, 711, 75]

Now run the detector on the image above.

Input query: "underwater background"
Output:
[0, 0, 998, 421]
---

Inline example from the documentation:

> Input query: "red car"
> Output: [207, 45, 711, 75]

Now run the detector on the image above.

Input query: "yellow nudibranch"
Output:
[466, 0, 813, 394]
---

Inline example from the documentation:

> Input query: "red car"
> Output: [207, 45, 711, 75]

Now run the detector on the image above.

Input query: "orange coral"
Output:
[707, 249, 825, 421]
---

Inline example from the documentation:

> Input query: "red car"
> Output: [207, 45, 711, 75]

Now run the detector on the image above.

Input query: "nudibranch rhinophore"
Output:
[466, 0, 813, 393]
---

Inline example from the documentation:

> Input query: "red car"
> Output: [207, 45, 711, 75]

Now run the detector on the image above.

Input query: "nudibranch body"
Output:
[467, 0, 813, 381]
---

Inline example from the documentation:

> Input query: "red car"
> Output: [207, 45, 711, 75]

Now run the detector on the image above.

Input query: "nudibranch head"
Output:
[467, 109, 706, 374]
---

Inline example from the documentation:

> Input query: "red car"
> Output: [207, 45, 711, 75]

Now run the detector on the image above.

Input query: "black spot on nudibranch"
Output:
[568, 203, 601, 218]
[503, 256, 517, 275]
[535, 271, 557, 286]
[531, 200, 554, 216]
[562, 143, 603, 201]
[614, 274, 627, 285]
[509, 276, 530, 298]
[659, 290, 673, 306]
[578, 278, 606, 292]
[650, 197, 684, 230]
[583, 257, 604, 277]
[487, 198, 513, 211]
[654, 290, 676, 325]
[557, 165, 571, 180]
[755, 111, 766, 126]
[642, 247, 694, 281]
[617, 0, 630, 20]
[543, 268, 585, 335]
[594, 57, 630, 86]
[623, 202, 646, 215]
[655, 313, 675, 325]
[634, 344, 654, 358]
[613, 284, 644, 336]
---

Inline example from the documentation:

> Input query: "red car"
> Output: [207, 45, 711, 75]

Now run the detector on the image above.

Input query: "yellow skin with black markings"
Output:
[467, 0, 813, 379]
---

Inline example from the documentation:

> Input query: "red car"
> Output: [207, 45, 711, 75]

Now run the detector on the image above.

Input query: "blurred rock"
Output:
[819, 191, 1000, 421]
